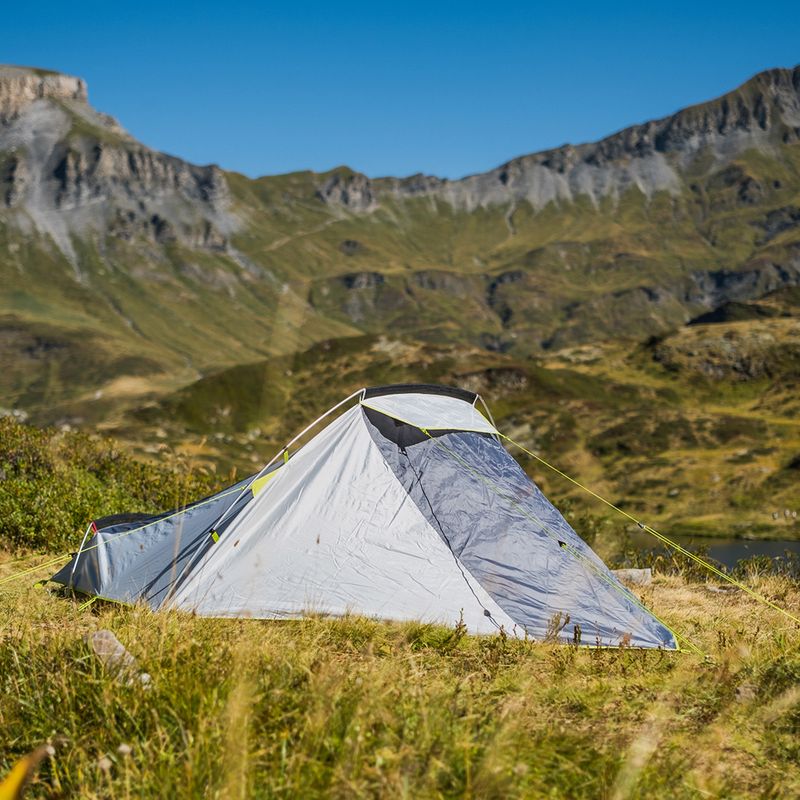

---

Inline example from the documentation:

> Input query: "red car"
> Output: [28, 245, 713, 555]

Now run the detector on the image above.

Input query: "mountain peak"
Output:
[0, 65, 87, 121]
[0, 64, 234, 270]
[318, 64, 800, 213]
[740, 64, 800, 95]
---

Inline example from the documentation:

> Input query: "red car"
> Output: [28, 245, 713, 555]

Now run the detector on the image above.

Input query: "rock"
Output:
[316, 172, 376, 211]
[736, 682, 757, 702]
[85, 629, 151, 688]
[706, 584, 739, 594]
[0, 66, 235, 264]
[0, 66, 87, 121]
[339, 239, 364, 255]
[319, 67, 800, 214]
[612, 568, 652, 586]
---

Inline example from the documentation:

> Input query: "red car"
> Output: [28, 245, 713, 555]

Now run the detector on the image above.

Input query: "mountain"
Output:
[2, 65, 799, 391]
[323, 65, 800, 211]
[0, 63, 799, 542]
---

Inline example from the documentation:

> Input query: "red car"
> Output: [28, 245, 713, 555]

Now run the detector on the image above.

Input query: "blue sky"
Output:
[7, 1, 799, 178]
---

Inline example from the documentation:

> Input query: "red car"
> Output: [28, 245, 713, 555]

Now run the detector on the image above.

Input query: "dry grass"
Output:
[1, 562, 799, 799]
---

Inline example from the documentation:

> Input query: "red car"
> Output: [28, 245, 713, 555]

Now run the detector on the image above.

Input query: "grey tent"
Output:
[51, 384, 677, 649]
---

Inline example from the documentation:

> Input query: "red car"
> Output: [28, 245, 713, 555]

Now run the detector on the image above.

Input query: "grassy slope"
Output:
[0, 573, 799, 799]
[0, 420, 799, 799]
[0, 417, 224, 552]
[111, 305, 800, 542]
[3, 133, 799, 429]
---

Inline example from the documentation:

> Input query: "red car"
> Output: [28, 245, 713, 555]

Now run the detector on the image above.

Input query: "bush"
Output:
[0, 417, 224, 553]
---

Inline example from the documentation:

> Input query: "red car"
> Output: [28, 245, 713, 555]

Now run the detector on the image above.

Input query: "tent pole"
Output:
[476, 393, 497, 430]
[68, 521, 95, 590]
[161, 388, 367, 607]
[203, 387, 367, 539]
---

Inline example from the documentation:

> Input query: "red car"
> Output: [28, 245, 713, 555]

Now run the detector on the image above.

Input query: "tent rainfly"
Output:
[51, 384, 677, 649]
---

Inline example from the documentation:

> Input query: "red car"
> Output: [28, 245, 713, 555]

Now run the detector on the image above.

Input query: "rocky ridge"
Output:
[0, 65, 235, 266]
[0, 66, 88, 120]
[319, 66, 800, 212]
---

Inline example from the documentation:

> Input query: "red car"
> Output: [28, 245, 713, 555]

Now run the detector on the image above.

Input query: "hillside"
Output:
[1, 64, 799, 542]
[108, 296, 797, 543]
[1, 419, 799, 799]
[1, 64, 799, 421]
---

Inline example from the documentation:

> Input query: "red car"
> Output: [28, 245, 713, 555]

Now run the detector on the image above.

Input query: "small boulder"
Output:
[735, 682, 757, 703]
[612, 568, 652, 586]
[705, 584, 739, 594]
[85, 629, 151, 688]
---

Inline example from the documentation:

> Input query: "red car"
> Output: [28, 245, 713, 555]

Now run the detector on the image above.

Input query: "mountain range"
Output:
[1, 63, 798, 542]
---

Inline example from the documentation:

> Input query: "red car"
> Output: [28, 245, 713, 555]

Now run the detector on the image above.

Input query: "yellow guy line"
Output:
[0, 485, 245, 590]
[0, 553, 72, 587]
[501, 434, 800, 628]
[421, 429, 702, 655]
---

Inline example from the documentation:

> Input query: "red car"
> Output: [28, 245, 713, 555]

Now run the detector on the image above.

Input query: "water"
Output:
[622, 531, 800, 570]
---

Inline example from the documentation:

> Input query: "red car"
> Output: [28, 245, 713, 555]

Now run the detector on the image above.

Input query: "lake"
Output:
[623, 531, 800, 569]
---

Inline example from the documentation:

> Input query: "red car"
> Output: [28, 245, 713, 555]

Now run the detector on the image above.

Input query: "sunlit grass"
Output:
[0, 569, 798, 798]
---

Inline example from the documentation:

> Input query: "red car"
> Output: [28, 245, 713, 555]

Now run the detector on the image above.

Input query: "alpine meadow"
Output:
[1, 53, 800, 800]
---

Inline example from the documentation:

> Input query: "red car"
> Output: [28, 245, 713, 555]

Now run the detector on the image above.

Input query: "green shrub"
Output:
[0, 417, 223, 553]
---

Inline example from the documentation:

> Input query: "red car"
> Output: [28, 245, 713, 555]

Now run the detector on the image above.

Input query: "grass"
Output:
[0, 417, 224, 552]
[1, 564, 799, 798]
[106, 315, 800, 543]
[1, 408, 800, 797]
[1, 406, 799, 797]
[3, 126, 800, 478]
[5, 120, 800, 415]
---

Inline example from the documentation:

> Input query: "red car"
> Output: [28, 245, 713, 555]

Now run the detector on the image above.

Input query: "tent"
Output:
[51, 384, 677, 649]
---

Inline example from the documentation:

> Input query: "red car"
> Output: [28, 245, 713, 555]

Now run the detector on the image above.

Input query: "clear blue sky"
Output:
[6, 1, 799, 179]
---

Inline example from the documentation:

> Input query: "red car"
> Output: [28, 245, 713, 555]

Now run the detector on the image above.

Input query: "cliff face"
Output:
[0, 66, 88, 120]
[0, 66, 235, 265]
[4, 64, 799, 259]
